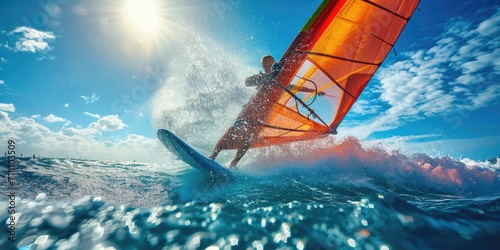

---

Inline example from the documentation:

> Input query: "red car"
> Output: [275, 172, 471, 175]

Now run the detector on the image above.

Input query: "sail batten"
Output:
[362, 0, 411, 20]
[297, 51, 383, 66]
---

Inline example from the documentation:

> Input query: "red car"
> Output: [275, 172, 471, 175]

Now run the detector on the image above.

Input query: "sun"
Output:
[125, 0, 161, 35]
[114, 0, 173, 58]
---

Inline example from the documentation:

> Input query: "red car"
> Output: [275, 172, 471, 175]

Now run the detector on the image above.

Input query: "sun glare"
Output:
[125, 0, 161, 34]
[115, 0, 173, 58]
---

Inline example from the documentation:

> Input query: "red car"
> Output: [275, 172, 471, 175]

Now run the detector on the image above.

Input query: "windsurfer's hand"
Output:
[318, 91, 326, 96]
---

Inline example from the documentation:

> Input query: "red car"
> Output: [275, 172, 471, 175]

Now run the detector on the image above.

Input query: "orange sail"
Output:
[218, 0, 420, 150]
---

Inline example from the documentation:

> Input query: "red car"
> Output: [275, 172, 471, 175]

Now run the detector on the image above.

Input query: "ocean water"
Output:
[1, 139, 499, 250]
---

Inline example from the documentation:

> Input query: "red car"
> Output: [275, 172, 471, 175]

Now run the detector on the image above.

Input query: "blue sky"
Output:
[0, 0, 499, 162]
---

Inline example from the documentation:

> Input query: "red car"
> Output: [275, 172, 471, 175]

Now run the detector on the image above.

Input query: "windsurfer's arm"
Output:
[245, 73, 267, 87]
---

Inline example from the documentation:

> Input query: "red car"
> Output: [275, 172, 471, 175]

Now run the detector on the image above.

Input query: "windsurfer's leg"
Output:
[210, 125, 238, 160]
[209, 132, 228, 160]
[209, 146, 221, 160]
[229, 143, 250, 168]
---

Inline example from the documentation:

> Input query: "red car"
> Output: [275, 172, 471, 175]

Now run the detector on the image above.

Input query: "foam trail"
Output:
[243, 137, 500, 196]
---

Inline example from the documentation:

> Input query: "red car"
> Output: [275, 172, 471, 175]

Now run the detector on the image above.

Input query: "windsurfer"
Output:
[246, 55, 325, 95]
[209, 55, 324, 168]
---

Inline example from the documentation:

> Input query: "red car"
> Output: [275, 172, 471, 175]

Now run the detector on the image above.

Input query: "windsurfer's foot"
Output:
[209, 149, 221, 160]
[208, 153, 217, 160]
[229, 161, 238, 169]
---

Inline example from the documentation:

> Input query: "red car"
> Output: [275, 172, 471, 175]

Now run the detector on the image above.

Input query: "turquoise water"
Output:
[1, 143, 499, 249]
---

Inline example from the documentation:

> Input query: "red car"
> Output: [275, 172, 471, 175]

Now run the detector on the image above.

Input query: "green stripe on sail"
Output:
[301, 0, 331, 32]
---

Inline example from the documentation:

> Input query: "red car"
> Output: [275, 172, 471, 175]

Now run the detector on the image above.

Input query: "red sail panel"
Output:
[218, 0, 419, 150]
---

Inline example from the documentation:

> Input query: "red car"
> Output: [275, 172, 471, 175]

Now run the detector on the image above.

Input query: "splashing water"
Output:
[151, 25, 257, 156]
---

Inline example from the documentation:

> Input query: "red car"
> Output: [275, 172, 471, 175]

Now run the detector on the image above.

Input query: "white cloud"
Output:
[43, 114, 68, 123]
[477, 14, 500, 36]
[350, 9, 500, 138]
[64, 103, 69, 108]
[80, 93, 99, 104]
[0, 112, 158, 162]
[89, 115, 126, 131]
[350, 100, 381, 115]
[31, 114, 41, 119]
[0, 80, 4, 85]
[0, 103, 15, 112]
[37, 55, 56, 61]
[7, 26, 56, 53]
[84, 112, 101, 119]
[0, 57, 6, 63]
[0, 111, 9, 122]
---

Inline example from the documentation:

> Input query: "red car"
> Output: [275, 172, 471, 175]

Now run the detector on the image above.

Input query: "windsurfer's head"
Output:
[261, 55, 275, 74]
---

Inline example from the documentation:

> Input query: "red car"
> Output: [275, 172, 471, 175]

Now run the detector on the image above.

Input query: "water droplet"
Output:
[261, 218, 267, 228]
[380, 245, 390, 250]
[17, 235, 37, 248]
[229, 235, 239, 246]
[252, 240, 264, 250]
[93, 226, 104, 240]
[48, 215, 73, 229]
[361, 219, 368, 226]
[30, 217, 44, 227]
[36, 193, 47, 200]
[296, 240, 305, 250]
[42, 205, 54, 213]
[147, 234, 159, 246]
[35, 235, 49, 244]
[187, 235, 201, 249]
[166, 205, 178, 211]
[273, 233, 283, 243]
[347, 238, 356, 247]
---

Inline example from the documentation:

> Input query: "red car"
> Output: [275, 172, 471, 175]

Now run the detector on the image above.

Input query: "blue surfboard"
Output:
[157, 129, 233, 180]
